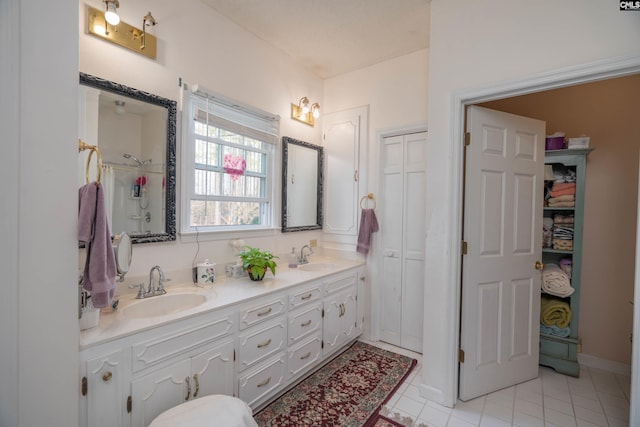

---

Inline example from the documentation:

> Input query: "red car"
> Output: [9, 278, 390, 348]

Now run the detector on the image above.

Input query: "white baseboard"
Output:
[578, 353, 631, 376]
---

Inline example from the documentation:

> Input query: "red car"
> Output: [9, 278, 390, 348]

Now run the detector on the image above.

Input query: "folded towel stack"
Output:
[542, 263, 574, 297]
[547, 182, 576, 206]
[552, 213, 574, 251]
[539, 324, 571, 338]
[540, 295, 572, 329]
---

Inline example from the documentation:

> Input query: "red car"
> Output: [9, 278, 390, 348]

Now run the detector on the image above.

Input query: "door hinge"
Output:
[461, 240, 468, 255]
[81, 376, 87, 396]
[127, 395, 132, 413]
[459, 349, 465, 363]
[464, 132, 471, 146]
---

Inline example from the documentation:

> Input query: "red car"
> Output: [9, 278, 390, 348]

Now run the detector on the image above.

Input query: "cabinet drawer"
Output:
[132, 315, 234, 372]
[287, 334, 322, 379]
[238, 353, 286, 408]
[289, 285, 321, 310]
[239, 297, 286, 330]
[288, 303, 322, 344]
[238, 318, 286, 371]
[324, 271, 357, 295]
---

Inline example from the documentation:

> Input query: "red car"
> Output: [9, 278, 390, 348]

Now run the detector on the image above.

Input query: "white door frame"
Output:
[444, 55, 640, 414]
[370, 124, 428, 342]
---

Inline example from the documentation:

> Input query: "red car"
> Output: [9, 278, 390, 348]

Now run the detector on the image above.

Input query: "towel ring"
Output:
[359, 193, 376, 210]
[79, 139, 102, 184]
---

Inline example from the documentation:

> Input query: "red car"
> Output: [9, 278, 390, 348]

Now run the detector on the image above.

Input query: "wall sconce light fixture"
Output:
[291, 97, 320, 126]
[87, 4, 158, 60]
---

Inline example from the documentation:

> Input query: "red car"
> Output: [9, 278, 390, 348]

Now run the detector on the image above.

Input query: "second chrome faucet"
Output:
[298, 245, 314, 265]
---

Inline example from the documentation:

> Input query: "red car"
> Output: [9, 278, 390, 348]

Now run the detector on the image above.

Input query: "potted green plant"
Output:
[238, 246, 278, 281]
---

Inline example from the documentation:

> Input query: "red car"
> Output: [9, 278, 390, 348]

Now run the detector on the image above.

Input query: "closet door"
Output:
[380, 135, 403, 346]
[380, 132, 427, 352]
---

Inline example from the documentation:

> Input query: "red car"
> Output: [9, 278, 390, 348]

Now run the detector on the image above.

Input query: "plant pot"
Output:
[247, 267, 266, 281]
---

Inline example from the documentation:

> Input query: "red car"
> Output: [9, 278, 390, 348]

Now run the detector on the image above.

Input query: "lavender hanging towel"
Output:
[79, 182, 116, 308]
[356, 208, 379, 254]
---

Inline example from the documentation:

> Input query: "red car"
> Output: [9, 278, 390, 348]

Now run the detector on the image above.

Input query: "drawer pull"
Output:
[185, 376, 191, 400]
[257, 338, 272, 348]
[301, 320, 312, 327]
[102, 371, 112, 382]
[300, 352, 311, 360]
[301, 293, 313, 300]
[257, 307, 272, 317]
[257, 376, 271, 388]
[193, 373, 199, 398]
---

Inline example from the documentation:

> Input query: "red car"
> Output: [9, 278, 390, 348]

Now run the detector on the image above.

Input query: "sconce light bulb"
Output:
[105, 2, 120, 25]
[300, 97, 310, 115]
[311, 103, 320, 119]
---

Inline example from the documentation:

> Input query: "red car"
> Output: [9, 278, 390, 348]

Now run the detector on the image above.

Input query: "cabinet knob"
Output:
[102, 371, 112, 382]
[535, 260, 544, 270]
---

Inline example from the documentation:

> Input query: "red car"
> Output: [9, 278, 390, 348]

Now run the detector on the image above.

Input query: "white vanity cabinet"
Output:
[82, 348, 131, 427]
[130, 338, 235, 426]
[236, 296, 288, 408]
[322, 270, 361, 356]
[80, 264, 364, 427]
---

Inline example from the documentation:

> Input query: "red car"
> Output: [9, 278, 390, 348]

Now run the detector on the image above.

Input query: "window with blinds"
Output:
[184, 87, 279, 230]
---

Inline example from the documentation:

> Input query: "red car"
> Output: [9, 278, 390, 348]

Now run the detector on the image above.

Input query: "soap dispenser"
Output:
[288, 247, 298, 268]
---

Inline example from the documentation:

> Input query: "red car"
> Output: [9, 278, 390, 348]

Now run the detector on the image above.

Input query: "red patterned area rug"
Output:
[254, 341, 417, 427]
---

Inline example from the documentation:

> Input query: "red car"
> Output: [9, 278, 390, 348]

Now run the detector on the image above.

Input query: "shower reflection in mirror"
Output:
[78, 72, 177, 243]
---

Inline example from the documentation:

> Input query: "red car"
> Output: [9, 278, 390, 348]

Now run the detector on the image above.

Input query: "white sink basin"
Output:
[297, 262, 337, 272]
[122, 293, 207, 318]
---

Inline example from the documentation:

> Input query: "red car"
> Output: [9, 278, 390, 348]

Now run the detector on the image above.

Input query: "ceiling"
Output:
[200, 0, 430, 79]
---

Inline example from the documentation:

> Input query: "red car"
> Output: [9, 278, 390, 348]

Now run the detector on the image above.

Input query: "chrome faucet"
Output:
[298, 245, 314, 264]
[136, 265, 168, 299]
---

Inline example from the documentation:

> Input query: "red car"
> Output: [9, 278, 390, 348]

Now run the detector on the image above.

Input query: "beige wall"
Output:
[481, 74, 640, 365]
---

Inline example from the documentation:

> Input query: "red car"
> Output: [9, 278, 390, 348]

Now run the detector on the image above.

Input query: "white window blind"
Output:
[183, 86, 279, 231]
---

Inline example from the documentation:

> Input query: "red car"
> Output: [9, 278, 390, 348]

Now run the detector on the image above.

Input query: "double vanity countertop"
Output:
[80, 256, 364, 350]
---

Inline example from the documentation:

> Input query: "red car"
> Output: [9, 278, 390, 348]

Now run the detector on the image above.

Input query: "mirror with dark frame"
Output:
[79, 72, 177, 244]
[281, 136, 323, 232]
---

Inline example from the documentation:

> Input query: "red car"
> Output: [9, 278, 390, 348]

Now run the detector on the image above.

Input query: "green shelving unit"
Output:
[539, 148, 593, 377]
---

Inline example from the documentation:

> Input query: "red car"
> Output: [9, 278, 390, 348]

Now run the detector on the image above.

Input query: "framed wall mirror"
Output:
[281, 136, 323, 232]
[79, 72, 177, 243]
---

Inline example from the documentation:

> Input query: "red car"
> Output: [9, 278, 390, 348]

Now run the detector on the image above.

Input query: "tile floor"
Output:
[365, 340, 631, 427]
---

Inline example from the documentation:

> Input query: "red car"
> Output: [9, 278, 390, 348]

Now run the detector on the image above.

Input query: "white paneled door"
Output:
[380, 131, 427, 353]
[459, 106, 545, 400]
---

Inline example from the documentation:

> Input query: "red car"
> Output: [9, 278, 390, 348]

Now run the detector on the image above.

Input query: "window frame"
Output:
[180, 87, 278, 238]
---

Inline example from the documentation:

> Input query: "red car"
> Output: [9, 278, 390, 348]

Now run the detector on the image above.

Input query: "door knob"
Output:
[535, 261, 544, 270]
